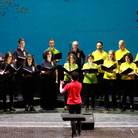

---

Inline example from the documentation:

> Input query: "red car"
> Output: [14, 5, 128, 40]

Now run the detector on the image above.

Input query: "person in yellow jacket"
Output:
[134, 53, 138, 97]
[120, 53, 137, 112]
[135, 53, 138, 71]
[63, 54, 78, 110]
[115, 40, 130, 100]
[83, 54, 99, 110]
[102, 50, 118, 111]
[92, 41, 107, 101]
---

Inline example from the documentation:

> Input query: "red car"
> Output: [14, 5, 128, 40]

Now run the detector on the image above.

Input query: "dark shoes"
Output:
[3, 108, 8, 112]
[25, 107, 29, 111]
[10, 107, 16, 111]
[25, 106, 36, 111]
[30, 107, 36, 111]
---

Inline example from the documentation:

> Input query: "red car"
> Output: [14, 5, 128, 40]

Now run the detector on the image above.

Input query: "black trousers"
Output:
[41, 77, 57, 109]
[22, 77, 35, 106]
[97, 73, 104, 98]
[121, 80, 135, 108]
[2, 79, 16, 109]
[103, 79, 117, 109]
[83, 83, 97, 108]
[68, 104, 81, 134]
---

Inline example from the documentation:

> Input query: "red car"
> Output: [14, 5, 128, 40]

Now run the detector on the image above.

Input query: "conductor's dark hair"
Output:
[71, 72, 79, 81]
[125, 53, 133, 63]
[43, 50, 54, 60]
[97, 41, 103, 46]
[18, 38, 25, 43]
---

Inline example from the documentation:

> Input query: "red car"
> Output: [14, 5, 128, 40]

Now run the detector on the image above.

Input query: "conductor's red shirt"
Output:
[63, 80, 82, 105]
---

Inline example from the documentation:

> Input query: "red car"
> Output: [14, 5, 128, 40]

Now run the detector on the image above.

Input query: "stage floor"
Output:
[0, 106, 138, 138]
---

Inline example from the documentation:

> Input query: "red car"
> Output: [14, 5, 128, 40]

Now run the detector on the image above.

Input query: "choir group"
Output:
[0, 38, 138, 112]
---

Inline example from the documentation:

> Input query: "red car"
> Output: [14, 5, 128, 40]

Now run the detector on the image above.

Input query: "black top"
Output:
[67, 48, 85, 68]
[41, 60, 57, 79]
[1, 61, 17, 81]
[22, 65, 38, 76]
[0, 52, 4, 69]
[13, 47, 28, 66]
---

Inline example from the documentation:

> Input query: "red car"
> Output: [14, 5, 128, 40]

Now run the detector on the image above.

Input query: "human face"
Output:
[119, 41, 125, 51]
[125, 56, 130, 64]
[72, 41, 78, 51]
[97, 42, 103, 51]
[18, 40, 25, 49]
[49, 40, 55, 48]
[47, 51, 52, 59]
[88, 57, 93, 64]
[27, 57, 32, 65]
[108, 51, 114, 60]
[8, 53, 12, 62]
[70, 56, 74, 63]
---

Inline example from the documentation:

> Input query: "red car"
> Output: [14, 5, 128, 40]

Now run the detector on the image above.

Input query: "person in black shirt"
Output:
[0, 52, 16, 111]
[13, 38, 29, 100]
[67, 41, 85, 82]
[22, 54, 38, 111]
[0, 52, 4, 68]
[41, 50, 58, 110]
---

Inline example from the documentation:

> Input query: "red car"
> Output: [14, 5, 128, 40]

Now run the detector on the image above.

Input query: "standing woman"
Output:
[41, 50, 58, 110]
[63, 54, 78, 110]
[1, 52, 16, 111]
[102, 50, 118, 111]
[120, 53, 137, 111]
[82, 54, 98, 110]
[134, 53, 138, 97]
[22, 54, 38, 111]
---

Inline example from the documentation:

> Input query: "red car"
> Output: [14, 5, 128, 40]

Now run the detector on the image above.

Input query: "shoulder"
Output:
[102, 50, 107, 54]
[24, 49, 28, 52]
[120, 62, 126, 67]
[13, 48, 18, 52]
[125, 48, 130, 53]
[75, 81, 82, 87]
[115, 49, 121, 55]
[83, 62, 88, 66]
[92, 50, 97, 54]
[54, 48, 59, 54]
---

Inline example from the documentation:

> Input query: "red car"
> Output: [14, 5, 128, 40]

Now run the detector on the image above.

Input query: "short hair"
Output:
[125, 53, 133, 63]
[67, 54, 76, 63]
[18, 38, 25, 43]
[71, 71, 79, 81]
[49, 38, 55, 42]
[87, 54, 94, 62]
[43, 50, 54, 60]
[97, 41, 103, 46]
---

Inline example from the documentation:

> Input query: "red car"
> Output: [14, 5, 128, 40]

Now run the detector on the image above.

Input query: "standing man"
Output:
[44, 38, 60, 62]
[115, 40, 130, 100]
[13, 38, 29, 99]
[115, 40, 130, 65]
[60, 72, 82, 136]
[92, 41, 107, 100]
[67, 41, 85, 82]
[13, 38, 29, 67]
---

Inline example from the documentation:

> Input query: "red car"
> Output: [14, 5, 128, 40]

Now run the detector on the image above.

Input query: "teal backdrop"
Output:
[0, 0, 138, 65]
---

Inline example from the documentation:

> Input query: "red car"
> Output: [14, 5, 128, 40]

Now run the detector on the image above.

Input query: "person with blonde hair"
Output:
[102, 50, 118, 111]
